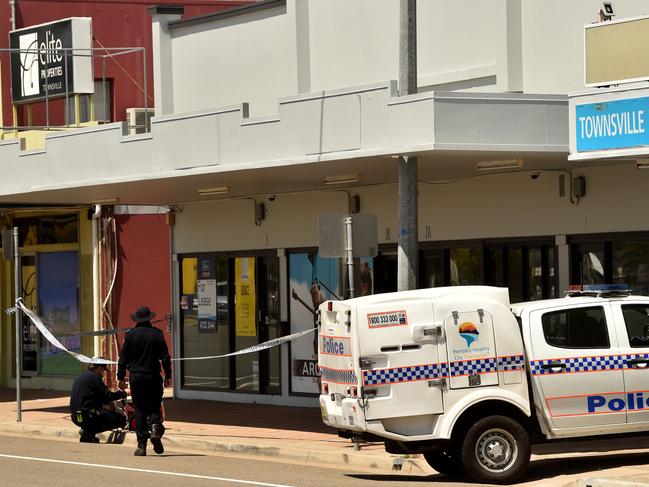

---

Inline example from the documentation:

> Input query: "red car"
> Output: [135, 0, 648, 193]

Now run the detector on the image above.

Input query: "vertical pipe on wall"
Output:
[92, 205, 101, 357]
[9, 0, 16, 30]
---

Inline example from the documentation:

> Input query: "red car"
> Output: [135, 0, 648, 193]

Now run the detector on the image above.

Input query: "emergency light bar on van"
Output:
[566, 283, 631, 296]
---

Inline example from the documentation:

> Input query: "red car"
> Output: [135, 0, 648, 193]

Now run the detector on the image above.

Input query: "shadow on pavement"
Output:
[349, 450, 649, 484]
[162, 399, 331, 434]
[0, 388, 333, 435]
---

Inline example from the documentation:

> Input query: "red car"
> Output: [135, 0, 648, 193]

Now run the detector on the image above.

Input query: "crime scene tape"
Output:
[171, 327, 316, 362]
[9, 299, 316, 364]
[12, 299, 116, 365]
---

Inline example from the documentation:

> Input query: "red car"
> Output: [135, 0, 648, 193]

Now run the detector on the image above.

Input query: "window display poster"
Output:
[289, 252, 340, 394]
[37, 251, 80, 375]
[197, 279, 217, 333]
[235, 257, 257, 337]
[22, 264, 38, 372]
[182, 257, 197, 295]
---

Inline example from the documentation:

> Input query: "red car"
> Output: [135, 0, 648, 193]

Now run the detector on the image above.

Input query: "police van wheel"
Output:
[423, 449, 463, 477]
[460, 415, 530, 484]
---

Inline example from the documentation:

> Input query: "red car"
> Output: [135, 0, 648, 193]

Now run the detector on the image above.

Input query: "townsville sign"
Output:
[575, 96, 649, 152]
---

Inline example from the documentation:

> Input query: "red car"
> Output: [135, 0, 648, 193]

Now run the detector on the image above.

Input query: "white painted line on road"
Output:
[0, 453, 295, 487]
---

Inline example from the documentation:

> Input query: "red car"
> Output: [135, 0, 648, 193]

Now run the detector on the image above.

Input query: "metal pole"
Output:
[143, 48, 148, 132]
[397, 0, 418, 291]
[64, 49, 69, 126]
[102, 57, 107, 122]
[13, 227, 21, 422]
[345, 216, 355, 298]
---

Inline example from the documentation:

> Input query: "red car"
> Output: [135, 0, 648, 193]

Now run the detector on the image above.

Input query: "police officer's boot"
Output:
[150, 423, 165, 454]
[134, 442, 147, 456]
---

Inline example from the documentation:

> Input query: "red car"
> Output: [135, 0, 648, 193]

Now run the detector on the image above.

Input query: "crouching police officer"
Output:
[70, 362, 127, 443]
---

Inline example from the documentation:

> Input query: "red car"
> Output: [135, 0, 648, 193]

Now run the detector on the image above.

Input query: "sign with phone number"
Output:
[367, 310, 408, 328]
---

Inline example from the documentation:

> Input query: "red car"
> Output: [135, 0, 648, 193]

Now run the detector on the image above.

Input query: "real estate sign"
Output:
[9, 17, 94, 104]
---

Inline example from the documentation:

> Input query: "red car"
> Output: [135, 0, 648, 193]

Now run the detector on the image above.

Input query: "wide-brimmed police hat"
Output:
[130, 305, 156, 323]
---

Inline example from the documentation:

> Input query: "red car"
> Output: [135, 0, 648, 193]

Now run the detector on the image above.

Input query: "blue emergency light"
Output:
[567, 283, 631, 297]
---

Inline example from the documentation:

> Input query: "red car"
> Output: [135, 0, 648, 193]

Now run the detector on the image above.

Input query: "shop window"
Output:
[17, 214, 78, 246]
[288, 251, 341, 395]
[373, 252, 397, 294]
[65, 80, 112, 123]
[421, 249, 444, 288]
[179, 255, 230, 390]
[542, 306, 609, 349]
[507, 247, 523, 303]
[613, 241, 649, 295]
[450, 247, 482, 286]
[37, 251, 80, 375]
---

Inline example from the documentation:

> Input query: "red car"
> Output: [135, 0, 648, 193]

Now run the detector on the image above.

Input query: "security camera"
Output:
[600, 2, 615, 21]
[530, 172, 540, 180]
[268, 195, 276, 202]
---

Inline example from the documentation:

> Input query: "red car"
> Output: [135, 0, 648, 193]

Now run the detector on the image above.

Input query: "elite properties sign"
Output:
[9, 17, 94, 104]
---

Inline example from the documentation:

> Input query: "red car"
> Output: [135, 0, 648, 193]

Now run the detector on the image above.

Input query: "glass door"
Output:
[233, 255, 280, 394]
[258, 256, 281, 395]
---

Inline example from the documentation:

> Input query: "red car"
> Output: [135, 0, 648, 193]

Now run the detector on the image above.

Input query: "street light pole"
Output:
[398, 0, 418, 291]
[13, 227, 22, 422]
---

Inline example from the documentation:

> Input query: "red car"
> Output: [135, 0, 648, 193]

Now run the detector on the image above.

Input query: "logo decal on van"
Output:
[458, 322, 479, 348]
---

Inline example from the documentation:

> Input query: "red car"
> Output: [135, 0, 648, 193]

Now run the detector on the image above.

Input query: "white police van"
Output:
[317, 285, 649, 483]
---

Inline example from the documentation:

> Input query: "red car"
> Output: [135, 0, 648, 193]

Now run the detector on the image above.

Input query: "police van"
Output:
[317, 285, 649, 483]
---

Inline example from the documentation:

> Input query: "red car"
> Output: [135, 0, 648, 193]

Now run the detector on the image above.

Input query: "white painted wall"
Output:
[308, 0, 503, 93]
[522, 0, 649, 94]
[167, 0, 649, 115]
[173, 163, 649, 253]
[171, 3, 298, 117]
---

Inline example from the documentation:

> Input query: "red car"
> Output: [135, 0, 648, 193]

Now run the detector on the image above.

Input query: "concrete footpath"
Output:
[2, 388, 649, 486]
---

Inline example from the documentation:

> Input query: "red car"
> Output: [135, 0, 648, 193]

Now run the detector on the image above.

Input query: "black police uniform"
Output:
[70, 369, 126, 441]
[117, 319, 171, 447]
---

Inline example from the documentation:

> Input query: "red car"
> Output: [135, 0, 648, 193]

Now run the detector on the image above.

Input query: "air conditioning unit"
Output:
[126, 107, 154, 135]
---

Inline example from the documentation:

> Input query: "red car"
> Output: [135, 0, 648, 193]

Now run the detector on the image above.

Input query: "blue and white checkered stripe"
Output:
[531, 355, 627, 375]
[449, 357, 498, 377]
[320, 366, 358, 384]
[626, 353, 649, 361]
[363, 363, 448, 386]
[498, 355, 525, 372]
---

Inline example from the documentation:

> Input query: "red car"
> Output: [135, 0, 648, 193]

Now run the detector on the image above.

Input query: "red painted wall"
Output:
[1, 0, 249, 127]
[112, 213, 172, 356]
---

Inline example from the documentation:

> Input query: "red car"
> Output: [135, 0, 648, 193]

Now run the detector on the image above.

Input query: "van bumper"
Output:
[319, 394, 366, 432]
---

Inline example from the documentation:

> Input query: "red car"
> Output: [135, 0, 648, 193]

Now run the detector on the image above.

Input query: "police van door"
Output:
[529, 304, 625, 431]
[445, 309, 499, 389]
[357, 298, 444, 421]
[612, 301, 649, 425]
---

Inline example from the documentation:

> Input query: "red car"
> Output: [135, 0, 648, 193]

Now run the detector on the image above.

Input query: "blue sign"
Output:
[576, 96, 649, 152]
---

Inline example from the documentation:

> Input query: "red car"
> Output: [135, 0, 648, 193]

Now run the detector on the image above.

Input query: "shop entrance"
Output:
[233, 255, 280, 394]
[179, 252, 280, 395]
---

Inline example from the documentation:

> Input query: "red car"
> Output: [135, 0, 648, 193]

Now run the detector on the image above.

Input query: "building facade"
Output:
[1, 0, 649, 405]
[0, 0, 248, 391]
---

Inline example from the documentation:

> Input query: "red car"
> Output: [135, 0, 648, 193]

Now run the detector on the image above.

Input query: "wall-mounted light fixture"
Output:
[198, 186, 229, 196]
[323, 173, 359, 185]
[636, 159, 649, 169]
[255, 202, 266, 226]
[91, 197, 120, 205]
[476, 159, 523, 171]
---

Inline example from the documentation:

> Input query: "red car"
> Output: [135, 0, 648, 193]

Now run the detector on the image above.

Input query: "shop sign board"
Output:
[9, 17, 93, 104]
[318, 213, 378, 258]
[575, 96, 649, 152]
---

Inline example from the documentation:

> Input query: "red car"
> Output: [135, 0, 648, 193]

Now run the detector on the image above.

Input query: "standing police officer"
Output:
[117, 306, 171, 456]
[70, 362, 127, 443]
